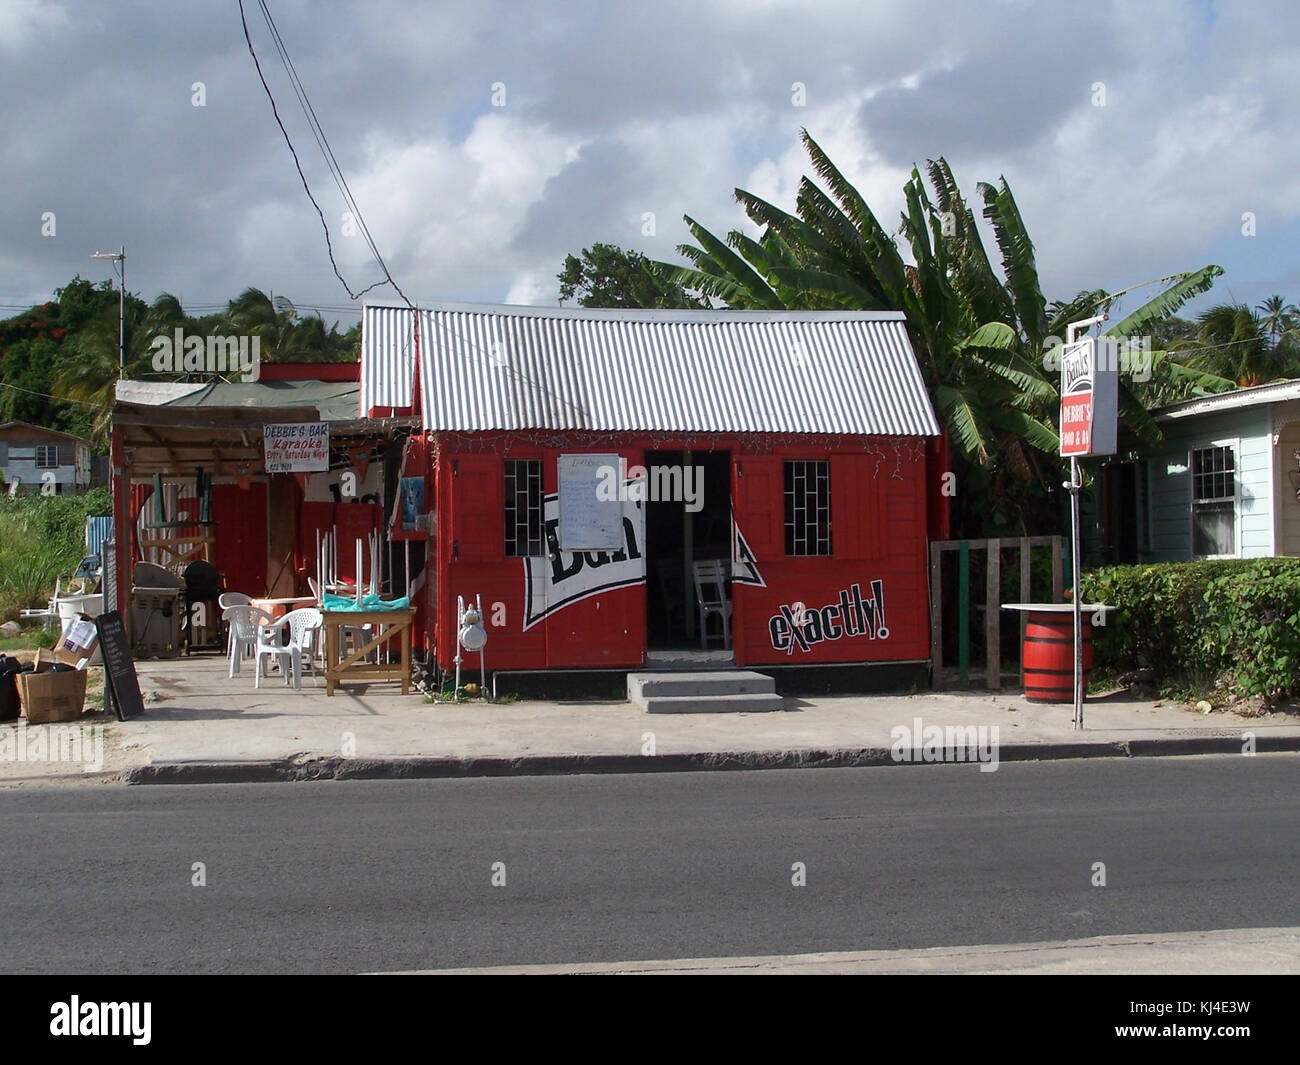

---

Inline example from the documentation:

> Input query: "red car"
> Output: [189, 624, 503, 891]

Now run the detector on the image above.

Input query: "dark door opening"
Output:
[1100, 461, 1139, 565]
[645, 449, 732, 648]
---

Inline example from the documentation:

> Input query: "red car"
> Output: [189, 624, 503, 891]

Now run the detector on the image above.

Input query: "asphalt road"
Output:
[1, 755, 1297, 973]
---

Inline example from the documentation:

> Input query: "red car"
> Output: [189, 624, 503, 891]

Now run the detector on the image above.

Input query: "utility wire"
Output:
[256, 0, 412, 310]
[238, 0, 405, 306]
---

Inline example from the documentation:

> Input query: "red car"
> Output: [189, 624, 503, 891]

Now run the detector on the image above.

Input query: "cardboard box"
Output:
[17, 649, 88, 724]
[53, 615, 100, 668]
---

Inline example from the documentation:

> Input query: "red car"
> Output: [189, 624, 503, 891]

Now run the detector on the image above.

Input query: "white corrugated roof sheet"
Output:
[361, 304, 416, 411]
[362, 302, 940, 437]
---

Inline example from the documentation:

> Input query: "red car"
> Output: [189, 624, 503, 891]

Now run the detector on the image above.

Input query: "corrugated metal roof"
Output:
[157, 379, 363, 423]
[361, 304, 415, 412]
[85, 516, 114, 556]
[1154, 379, 1300, 422]
[363, 302, 939, 436]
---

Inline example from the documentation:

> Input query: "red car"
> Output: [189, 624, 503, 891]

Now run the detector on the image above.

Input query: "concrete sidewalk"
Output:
[78, 655, 1300, 785]
[403, 927, 1300, 975]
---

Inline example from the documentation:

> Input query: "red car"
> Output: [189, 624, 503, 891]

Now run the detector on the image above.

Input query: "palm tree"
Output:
[223, 287, 298, 361]
[1173, 302, 1300, 387]
[222, 287, 358, 362]
[654, 130, 1222, 475]
[53, 292, 191, 444]
[1256, 294, 1298, 349]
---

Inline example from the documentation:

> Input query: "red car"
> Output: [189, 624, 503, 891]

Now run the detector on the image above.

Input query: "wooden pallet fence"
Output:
[928, 536, 1063, 690]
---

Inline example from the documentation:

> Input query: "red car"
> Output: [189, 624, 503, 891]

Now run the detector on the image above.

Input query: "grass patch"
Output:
[0, 625, 62, 654]
[0, 488, 110, 622]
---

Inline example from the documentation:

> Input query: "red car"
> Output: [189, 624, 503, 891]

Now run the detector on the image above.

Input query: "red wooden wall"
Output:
[430, 432, 932, 673]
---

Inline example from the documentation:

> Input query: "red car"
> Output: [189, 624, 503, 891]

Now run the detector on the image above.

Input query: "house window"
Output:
[784, 460, 831, 556]
[1191, 444, 1236, 557]
[504, 459, 543, 557]
[35, 445, 58, 469]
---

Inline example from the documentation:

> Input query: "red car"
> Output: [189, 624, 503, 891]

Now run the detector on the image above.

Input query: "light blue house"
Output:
[1114, 381, 1300, 562]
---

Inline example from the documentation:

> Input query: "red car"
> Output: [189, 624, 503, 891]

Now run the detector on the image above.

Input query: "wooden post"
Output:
[929, 541, 943, 689]
[1051, 534, 1064, 601]
[958, 540, 970, 688]
[986, 538, 1000, 691]
[1019, 536, 1031, 687]
[113, 427, 134, 644]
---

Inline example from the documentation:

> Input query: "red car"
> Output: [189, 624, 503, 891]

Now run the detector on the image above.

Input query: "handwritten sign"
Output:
[95, 611, 145, 721]
[557, 453, 622, 550]
[263, 422, 329, 473]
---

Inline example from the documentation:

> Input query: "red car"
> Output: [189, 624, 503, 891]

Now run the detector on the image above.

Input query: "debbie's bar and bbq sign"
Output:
[360, 303, 947, 675]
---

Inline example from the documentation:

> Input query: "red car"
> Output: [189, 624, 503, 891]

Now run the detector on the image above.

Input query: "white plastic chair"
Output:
[218, 592, 254, 656]
[692, 560, 732, 650]
[255, 607, 323, 691]
[222, 605, 274, 678]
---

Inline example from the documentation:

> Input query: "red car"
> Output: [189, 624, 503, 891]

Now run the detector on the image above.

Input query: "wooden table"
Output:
[322, 608, 414, 696]
[251, 596, 317, 620]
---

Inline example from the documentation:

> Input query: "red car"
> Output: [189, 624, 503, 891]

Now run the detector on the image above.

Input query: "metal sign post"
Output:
[1068, 454, 1083, 728]
[1061, 314, 1109, 730]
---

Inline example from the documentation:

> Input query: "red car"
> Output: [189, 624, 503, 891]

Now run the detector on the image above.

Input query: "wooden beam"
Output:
[1020, 536, 1031, 687]
[958, 540, 969, 688]
[986, 538, 1000, 691]
[929, 541, 943, 689]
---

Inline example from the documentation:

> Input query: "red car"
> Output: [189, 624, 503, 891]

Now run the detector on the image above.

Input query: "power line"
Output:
[237, 0, 410, 308]
[255, 0, 411, 309]
[0, 380, 104, 409]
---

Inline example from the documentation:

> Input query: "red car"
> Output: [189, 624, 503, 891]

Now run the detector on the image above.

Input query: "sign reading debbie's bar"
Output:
[263, 422, 329, 472]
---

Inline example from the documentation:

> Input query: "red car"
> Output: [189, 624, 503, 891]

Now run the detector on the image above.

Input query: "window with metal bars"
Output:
[784, 459, 831, 556]
[35, 444, 58, 469]
[504, 459, 543, 557]
[1190, 444, 1236, 557]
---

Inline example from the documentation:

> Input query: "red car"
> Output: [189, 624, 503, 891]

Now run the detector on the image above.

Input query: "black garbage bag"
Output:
[0, 654, 20, 722]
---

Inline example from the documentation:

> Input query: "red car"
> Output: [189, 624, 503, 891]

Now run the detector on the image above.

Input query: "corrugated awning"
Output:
[361, 302, 940, 437]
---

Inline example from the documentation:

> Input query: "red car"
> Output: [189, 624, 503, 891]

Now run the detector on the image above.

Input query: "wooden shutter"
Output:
[449, 455, 504, 562]
[733, 455, 783, 559]
[831, 453, 884, 561]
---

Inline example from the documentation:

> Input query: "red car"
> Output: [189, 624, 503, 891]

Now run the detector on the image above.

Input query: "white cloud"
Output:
[0, 0, 66, 50]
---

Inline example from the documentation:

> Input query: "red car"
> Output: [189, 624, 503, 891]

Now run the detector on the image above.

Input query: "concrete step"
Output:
[628, 671, 782, 713]
[641, 692, 785, 714]
[628, 670, 776, 701]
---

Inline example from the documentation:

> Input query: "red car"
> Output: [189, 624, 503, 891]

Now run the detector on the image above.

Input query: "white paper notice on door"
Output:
[557, 453, 622, 550]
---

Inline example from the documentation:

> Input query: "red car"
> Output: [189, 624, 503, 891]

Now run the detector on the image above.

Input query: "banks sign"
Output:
[1059, 337, 1117, 457]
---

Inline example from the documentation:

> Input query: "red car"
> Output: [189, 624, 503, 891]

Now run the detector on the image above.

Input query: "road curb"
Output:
[121, 732, 1300, 785]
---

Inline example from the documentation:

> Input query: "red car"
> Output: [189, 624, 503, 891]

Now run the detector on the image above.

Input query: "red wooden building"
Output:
[108, 365, 419, 651]
[361, 303, 945, 683]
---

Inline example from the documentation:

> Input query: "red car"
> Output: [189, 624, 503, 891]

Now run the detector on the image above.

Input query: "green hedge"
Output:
[1080, 558, 1300, 700]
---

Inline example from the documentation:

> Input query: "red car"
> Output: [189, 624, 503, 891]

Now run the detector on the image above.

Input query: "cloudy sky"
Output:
[3, 0, 1298, 326]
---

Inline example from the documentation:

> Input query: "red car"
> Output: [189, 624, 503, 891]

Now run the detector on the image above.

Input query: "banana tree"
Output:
[654, 130, 1224, 482]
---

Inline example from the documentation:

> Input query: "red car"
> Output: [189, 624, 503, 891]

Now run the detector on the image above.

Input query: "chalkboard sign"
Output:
[558, 453, 622, 550]
[95, 611, 145, 721]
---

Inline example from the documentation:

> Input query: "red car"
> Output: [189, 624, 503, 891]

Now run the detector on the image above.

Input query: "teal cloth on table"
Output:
[322, 592, 410, 612]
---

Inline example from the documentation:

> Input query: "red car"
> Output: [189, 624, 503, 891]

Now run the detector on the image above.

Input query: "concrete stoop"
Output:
[628, 670, 784, 713]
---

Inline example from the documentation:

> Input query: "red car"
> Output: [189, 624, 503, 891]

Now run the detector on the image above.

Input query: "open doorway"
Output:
[644, 449, 732, 651]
